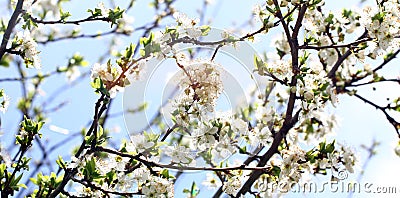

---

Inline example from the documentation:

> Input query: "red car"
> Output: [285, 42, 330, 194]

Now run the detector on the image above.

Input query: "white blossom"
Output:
[177, 59, 223, 106]
[15, 31, 41, 69]
[211, 136, 236, 162]
[141, 176, 174, 197]
[130, 134, 155, 153]
[0, 92, 10, 114]
[249, 126, 273, 146]
[202, 173, 221, 189]
[340, 145, 358, 173]
[0, 145, 11, 167]
[115, 172, 135, 192]
[164, 145, 195, 164]
[132, 166, 151, 183]
[231, 118, 248, 134]
[66, 66, 81, 82]
[255, 106, 274, 123]
[222, 176, 242, 196]
[173, 12, 203, 39]
[91, 63, 114, 82]
[272, 32, 291, 55]
[117, 14, 135, 33]
[97, 2, 109, 17]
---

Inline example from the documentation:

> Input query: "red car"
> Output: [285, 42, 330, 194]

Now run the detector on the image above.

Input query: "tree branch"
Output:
[0, 0, 24, 60]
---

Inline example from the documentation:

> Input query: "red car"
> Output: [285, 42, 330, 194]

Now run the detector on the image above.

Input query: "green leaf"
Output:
[123, 43, 135, 60]
[276, 48, 286, 59]
[59, 8, 72, 22]
[83, 157, 101, 181]
[342, 9, 352, 18]
[265, 6, 275, 14]
[108, 7, 125, 27]
[0, 163, 6, 176]
[371, 12, 385, 23]
[0, 55, 10, 67]
[325, 140, 335, 153]
[161, 169, 170, 179]
[239, 146, 247, 154]
[91, 78, 110, 97]
[324, 13, 334, 24]
[319, 141, 326, 151]
[384, 52, 395, 61]
[97, 125, 104, 138]
[254, 55, 267, 75]
[87, 8, 103, 17]
[56, 156, 66, 169]
[200, 25, 211, 36]
[22, 13, 38, 30]
[190, 181, 200, 197]
[105, 170, 117, 185]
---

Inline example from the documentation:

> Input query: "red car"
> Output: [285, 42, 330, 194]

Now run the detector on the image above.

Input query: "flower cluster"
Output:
[361, 1, 400, 52]
[190, 118, 239, 163]
[87, 13, 211, 99]
[91, 62, 124, 98]
[222, 175, 242, 195]
[129, 132, 157, 154]
[11, 0, 34, 13]
[169, 58, 224, 129]
[68, 138, 174, 197]
[303, 6, 329, 36]
[254, 142, 358, 196]
[265, 56, 293, 82]
[164, 145, 195, 165]
[291, 110, 337, 144]
[331, 144, 358, 173]
[13, 31, 41, 69]
[177, 58, 223, 106]
[90, 58, 147, 98]
[202, 173, 222, 189]
[295, 57, 337, 112]
[116, 14, 135, 34]
[173, 12, 203, 39]
[34, 0, 60, 19]
[317, 36, 339, 67]
[272, 32, 291, 56]
[278, 146, 309, 190]
[141, 175, 174, 198]
[93, 2, 134, 33]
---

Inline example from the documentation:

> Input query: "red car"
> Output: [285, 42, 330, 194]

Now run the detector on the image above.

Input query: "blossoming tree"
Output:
[0, 0, 399, 197]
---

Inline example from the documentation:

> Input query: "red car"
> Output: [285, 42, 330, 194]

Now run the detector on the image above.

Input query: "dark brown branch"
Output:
[347, 78, 400, 87]
[30, 16, 111, 25]
[327, 30, 368, 78]
[350, 90, 400, 138]
[71, 177, 141, 196]
[37, 29, 125, 44]
[344, 48, 400, 87]
[300, 38, 372, 50]
[48, 94, 109, 197]
[372, 48, 400, 73]
[235, 1, 307, 195]
[95, 146, 271, 171]
[0, 71, 57, 82]
[0, 0, 24, 60]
